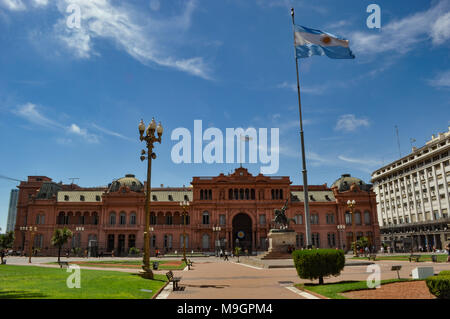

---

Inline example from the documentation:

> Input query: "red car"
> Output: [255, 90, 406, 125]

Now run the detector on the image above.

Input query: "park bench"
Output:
[166, 270, 182, 291]
[58, 261, 69, 268]
[409, 255, 421, 262]
[368, 254, 377, 261]
[187, 259, 193, 270]
[431, 255, 438, 263]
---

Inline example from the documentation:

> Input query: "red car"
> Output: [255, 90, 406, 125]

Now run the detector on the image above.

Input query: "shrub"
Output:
[426, 275, 450, 299]
[439, 271, 450, 276]
[129, 247, 140, 255]
[292, 249, 345, 285]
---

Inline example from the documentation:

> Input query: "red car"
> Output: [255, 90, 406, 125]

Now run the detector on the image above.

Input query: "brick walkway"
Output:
[342, 281, 435, 299]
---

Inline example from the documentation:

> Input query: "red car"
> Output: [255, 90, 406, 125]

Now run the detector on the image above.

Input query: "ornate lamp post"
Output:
[139, 118, 163, 279]
[337, 224, 346, 250]
[179, 200, 190, 263]
[347, 200, 357, 257]
[20, 226, 37, 263]
[212, 226, 221, 257]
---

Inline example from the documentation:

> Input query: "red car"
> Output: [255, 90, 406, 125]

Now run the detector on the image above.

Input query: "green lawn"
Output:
[351, 254, 448, 262]
[47, 259, 186, 270]
[296, 279, 412, 299]
[0, 265, 167, 299]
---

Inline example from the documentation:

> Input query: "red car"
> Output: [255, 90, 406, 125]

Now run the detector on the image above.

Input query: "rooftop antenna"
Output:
[395, 125, 401, 158]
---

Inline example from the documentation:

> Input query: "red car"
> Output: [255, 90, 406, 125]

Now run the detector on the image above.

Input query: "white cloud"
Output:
[31, 0, 48, 7]
[0, 0, 25, 11]
[350, 0, 450, 56]
[428, 70, 450, 88]
[12, 102, 100, 143]
[276, 81, 325, 95]
[337, 155, 382, 167]
[335, 114, 369, 132]
[13, 102, 62, 128]
[67, 123, 99, 143]
[91, 123, 133, 141]
[51, 0, 212, 80]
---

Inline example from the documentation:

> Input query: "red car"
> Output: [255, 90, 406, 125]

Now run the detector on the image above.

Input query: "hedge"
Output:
[292, 249, 345, 285]
[438, 270, 450, 276]
[426, 275, 450, 299]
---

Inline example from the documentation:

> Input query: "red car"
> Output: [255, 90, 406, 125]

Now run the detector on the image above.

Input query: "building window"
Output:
[119, 212, 126, 225]
[164, 234, 173, 249]
[151, 235, 156, 248]
[202, 211, 210, 225]
[80, 195, 85, 201]
[130, 213, 136, 225]
[202, 234, 210, 249]
[109, 212, 116, 225]
[96, 195, 101, 201]
[64, 195, 69, 201]
[326, 214, 335, 224]
[364, 211, 371, 225]
[259, 214, 266, 225]
[166, 214, 173, 225]
[296, 233, 304, 248]
[311, 214, 319, 224]
[312, 233, 320, 248]
[354, 212, 362, 225]
[327, 233, 336, 247]
[219, 214, 226, 225]
[180, 234, 189, 248]
[345, 212, 352, 225]
[294, 214, 303, 225]
[150, 213, 156, 225]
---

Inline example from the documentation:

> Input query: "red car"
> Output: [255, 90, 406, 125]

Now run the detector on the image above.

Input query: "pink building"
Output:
[13, 167, 380, 256]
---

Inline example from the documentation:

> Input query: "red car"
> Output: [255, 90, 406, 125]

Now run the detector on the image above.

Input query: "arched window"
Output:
[364, 211, 371, 225]
[57, 212, 65, 225]
[355, 211, 362, 225]
[92, 212, 99, 225]
[202, 211, 210, 225]
[130, 212, 136, 225]
[296, 233, 304, 248]
[251, 189, 255, 200]
[280, 189, 283, 199]
[164, 234, 173, 249]
[202, 234, 210, 249]
[34, 234, 43, 249]
[208, 189, 212, 200]
[166, 213, 173, 225]
[128, 234, 136, 249]
[234, 189, 238, 200]
[150, 212, 156, 225]
[229, 189, 233, 200]
[345, 212, 352, 225]
[119, 212, 126, 225]
[151, 235, 156, 248]
[245, 189, 249, 200]
[200, 190, 204, 200]
[239, 189, 244, 200]
[271, 189, 275, 199]
[109, 212, 116, 225]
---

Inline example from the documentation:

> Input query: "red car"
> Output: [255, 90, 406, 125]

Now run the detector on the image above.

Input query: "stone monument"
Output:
[261, 198, 297, 259]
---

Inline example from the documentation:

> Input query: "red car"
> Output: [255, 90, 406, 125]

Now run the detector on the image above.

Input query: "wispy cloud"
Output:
[350, 0, 450, 56]
[337, 155, 382, 167]
[427, 69, 450, 89]
[276, 81, 325, 95]
[50, 0, 212, 80]
[0, 0, 26, 11]
[12, 102, 99, 143]
[335, 114, 369, 132]
[91, 123, 134, 141]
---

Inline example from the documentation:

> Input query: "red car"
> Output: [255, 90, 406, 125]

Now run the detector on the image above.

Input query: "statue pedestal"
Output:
[260, 229, 296, 260]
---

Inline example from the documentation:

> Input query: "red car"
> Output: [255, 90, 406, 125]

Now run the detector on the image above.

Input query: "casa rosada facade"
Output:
[13, 167, 380, 256]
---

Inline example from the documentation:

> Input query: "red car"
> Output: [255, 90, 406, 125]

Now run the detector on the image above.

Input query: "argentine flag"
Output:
[294, 25, 355, 59]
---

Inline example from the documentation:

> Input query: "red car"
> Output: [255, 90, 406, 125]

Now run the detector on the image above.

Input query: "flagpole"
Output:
[291, 8, 312, 248]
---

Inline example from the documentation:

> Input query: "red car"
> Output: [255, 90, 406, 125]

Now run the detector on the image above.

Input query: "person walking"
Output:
[224, 250, 229, 261]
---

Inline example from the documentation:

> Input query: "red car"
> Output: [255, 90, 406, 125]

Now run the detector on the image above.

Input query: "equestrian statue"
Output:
[272, 198, 295, 230]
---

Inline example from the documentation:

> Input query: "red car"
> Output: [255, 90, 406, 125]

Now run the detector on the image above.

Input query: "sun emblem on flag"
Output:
[321, 35, 331, 44]
[237, 231, 245, 239]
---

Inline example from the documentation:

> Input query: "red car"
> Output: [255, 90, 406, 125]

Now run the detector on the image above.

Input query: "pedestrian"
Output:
[219, 249, 223, 258]
[0, 249, 5, 264]
[380, 246, 384, 254]
[365, 246, 369, 256]
[224, 250, 229, 261]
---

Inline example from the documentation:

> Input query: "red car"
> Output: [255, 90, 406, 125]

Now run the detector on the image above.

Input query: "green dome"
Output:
[331, 174, 371, 192]
[108, 174, 144, 192]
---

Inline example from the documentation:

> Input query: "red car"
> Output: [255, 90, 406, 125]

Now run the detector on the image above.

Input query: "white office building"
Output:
[371, 126, 450, 251]
[6, 189, 19, 233]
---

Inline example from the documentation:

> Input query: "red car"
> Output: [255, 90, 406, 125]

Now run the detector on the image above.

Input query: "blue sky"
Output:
[0, 0, 449, 231]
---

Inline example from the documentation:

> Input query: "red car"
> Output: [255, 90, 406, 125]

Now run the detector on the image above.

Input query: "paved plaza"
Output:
[3, 255, 450, 299]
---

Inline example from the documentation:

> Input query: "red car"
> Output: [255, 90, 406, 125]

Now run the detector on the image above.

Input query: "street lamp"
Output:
[179, 200, 190, 264]
[212, 226, 221, 257]
[139, 118, 163, 279]
[347, 199, 357, 257]
[20, 226, 37, 263]
[337, 224, 346, 250]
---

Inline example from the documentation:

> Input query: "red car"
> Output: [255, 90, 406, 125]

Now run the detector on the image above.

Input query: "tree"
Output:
[293, 249, 345, 285]
[51, 227, 73, 263]
[0, 231, 15, 249]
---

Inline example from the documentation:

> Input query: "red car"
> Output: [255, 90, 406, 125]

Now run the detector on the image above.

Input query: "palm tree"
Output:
[51, 227, 73, 263]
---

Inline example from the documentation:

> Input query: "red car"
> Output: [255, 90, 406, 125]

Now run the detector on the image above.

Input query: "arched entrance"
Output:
[232, 213, 252, 253]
